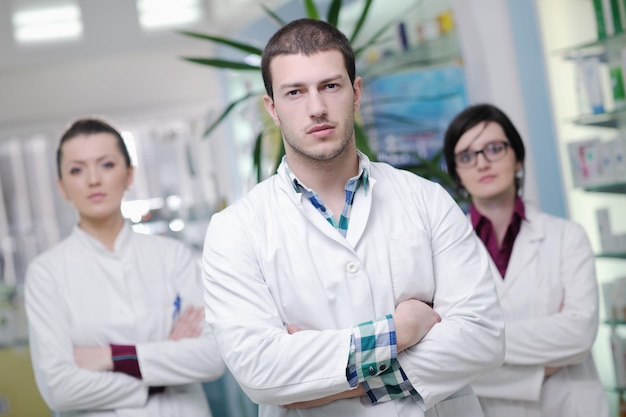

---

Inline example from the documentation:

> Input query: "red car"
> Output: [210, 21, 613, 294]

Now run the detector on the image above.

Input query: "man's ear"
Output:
[263, 95, 280, 126]
[353, 76, 363, 112]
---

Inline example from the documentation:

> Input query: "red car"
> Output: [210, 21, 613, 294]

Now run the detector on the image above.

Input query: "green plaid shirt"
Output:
[285, 154, 418, 404]
[286, 160, 368, 237]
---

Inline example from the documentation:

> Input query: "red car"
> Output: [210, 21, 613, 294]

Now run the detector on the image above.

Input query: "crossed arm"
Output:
[284, 299, 441, 409]
[74, 306, 205, 372]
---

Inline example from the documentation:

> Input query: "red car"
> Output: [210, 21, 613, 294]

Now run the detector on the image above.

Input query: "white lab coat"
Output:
[25, 224, 225, 417]
[202, 156, 505, 417]
[471, 206, 610, 417]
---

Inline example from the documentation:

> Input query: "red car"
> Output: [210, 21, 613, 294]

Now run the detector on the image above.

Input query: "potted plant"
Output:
[178, 0, 466, 203]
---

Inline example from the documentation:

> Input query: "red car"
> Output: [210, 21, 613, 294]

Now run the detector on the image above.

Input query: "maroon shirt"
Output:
[470, 197, 526, 278]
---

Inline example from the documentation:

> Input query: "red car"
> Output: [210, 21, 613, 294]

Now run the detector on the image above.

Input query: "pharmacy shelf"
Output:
[558, 31, 626, 59]
[597, 252, 626, 259]
[572, 111, 624, 128]
[582, 182, 626, 194]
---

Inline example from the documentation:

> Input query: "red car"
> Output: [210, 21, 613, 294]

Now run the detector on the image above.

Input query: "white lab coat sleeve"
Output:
[25, 260, 148, 411]
[202, 207, 355, 406]
[471, 363, 545, 401]
[398, 184, 505, 410]
[504, 223, 599, 366]
[136, 242, 225, 386]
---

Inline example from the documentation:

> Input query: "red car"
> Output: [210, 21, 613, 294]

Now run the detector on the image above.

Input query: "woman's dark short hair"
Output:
[56, 118, 131, 178]
[443, 103, 526, 192]
[261, 18, 356, 99]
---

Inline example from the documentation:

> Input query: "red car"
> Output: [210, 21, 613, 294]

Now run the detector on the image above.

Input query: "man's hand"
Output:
[545, 366, 561, 378]
[394, 299, 441, 352]
[74, 346, 113, 372]
[169, 306, 204, 341]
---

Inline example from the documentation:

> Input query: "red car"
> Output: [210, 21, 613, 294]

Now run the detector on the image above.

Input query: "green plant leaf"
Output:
[349, 0, 373, 44]
[400, 151, 458, 191]
[354, 18, 398, 58]
[252, 130, 264, 182]
[303, 0, 320, 20]
[204, 91, 263, 137]
[261, 4, 287, 27]
[182, 57, 260, 71]
[353, 34, 394, 58]
[272, 138, 286, 177]
[354, 121, 375, 161]
[326, 0, 343, 26]
[177, 30, 263, 55]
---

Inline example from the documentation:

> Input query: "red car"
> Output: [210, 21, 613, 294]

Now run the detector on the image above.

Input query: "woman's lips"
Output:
[88, 193, 106, 201]
[479, 175, 496, 183]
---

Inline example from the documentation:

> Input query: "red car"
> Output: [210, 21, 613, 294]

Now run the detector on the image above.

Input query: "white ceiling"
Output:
[0, 0, 291, 72]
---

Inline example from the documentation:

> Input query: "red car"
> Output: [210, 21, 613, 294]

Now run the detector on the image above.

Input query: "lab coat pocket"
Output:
[389, 230, 434, 303]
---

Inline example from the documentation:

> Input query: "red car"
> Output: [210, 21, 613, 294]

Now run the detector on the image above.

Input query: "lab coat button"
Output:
[368, 366, 377, 375]
[346, 262, 359, 274]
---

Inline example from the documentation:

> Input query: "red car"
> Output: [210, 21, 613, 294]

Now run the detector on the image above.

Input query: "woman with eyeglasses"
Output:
[443, 103, 609, 417]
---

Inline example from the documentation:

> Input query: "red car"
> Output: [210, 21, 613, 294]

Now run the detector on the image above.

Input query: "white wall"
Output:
[0, 47, 220, 133]
[451, 0, 540, 208]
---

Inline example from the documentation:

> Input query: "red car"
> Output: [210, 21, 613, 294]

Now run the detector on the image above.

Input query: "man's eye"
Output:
[287, 90, 299, 96]
[326, 83, 337, 89]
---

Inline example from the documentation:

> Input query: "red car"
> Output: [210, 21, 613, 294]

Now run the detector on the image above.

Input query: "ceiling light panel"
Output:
[11, 0, 83, 45]
[137, 0, 203, 31]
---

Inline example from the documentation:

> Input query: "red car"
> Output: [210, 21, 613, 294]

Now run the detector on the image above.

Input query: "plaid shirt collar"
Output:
[284, 152, 370, 196]
[284, 152, 369, 236]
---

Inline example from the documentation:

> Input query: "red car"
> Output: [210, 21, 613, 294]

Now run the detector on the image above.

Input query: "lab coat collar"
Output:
[500, 203, 544, 286]
[72, 222, 133, 257]
[275, 151, 376, 248]
[276, 150, 373, 202]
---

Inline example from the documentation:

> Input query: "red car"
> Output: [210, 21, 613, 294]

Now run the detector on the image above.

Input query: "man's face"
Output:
[263, 50, 362, 164]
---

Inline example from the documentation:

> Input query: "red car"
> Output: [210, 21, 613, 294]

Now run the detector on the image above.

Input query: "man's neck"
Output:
[287, 147, 359, 195]
[287, 145, 360, 216]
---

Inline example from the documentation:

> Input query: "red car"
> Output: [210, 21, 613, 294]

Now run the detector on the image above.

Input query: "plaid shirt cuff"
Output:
[346, 314, 397, 387]
[362, 361, 419, 404]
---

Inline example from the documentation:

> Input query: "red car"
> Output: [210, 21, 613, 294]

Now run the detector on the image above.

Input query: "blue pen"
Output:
[172, 293, 181, 320]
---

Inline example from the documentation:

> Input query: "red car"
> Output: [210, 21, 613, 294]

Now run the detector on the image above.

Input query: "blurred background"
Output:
[0, 0, 624, 416]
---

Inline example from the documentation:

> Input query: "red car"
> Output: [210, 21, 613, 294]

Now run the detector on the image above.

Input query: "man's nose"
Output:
[307, 91, 327, 119]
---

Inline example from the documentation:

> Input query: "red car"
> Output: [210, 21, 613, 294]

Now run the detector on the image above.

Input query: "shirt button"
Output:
[380, 364, 386, 371]
[346, 262, 359, 274]
[368, 366, 377, 375]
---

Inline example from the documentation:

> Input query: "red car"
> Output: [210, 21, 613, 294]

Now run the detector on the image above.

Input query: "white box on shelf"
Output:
[577, 56, 606, 114]
[567, 138, 603, 187]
